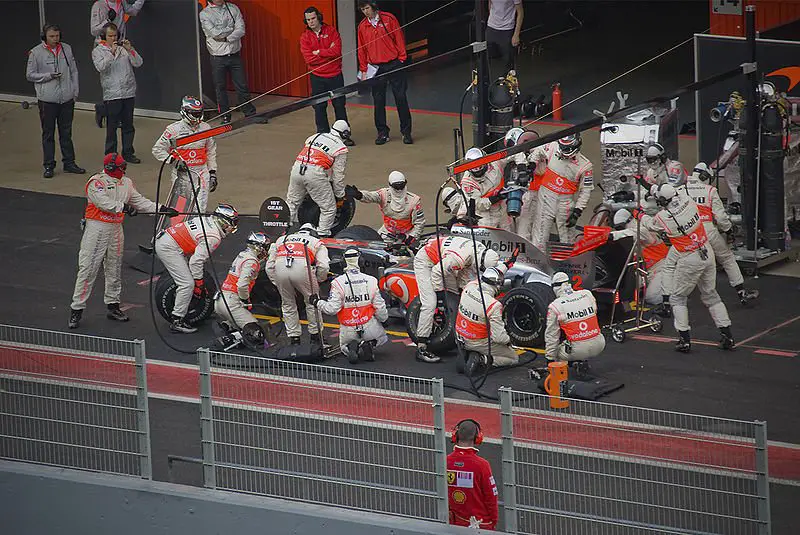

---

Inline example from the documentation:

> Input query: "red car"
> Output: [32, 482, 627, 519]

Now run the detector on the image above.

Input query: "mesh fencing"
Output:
[501, 388, 770, 535]
[200, 349, 448, 521]
[0, 324, 151, 478]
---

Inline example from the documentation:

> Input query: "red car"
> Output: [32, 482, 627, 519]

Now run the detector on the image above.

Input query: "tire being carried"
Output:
[502, 282, 554, 347]
[154, 270, 217, 325]
[406, 291, 460, 353]
[298, 194, 355, 236]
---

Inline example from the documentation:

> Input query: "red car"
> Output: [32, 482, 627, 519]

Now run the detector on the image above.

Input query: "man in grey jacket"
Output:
[26, 23, 85, 179]
[92, 23, 143, 163]
[90, 0, 145, 40]
[199, 0, 263, 124]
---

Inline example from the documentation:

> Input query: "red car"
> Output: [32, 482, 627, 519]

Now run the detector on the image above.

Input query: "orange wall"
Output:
[710, 0, 800, 37]
[201, 0, 338, 98]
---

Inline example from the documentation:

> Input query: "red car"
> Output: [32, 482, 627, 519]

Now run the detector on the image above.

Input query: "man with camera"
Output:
[90, 0, 145, 40]
[92, 23, 143, 163]
[26, 23, 85, 179]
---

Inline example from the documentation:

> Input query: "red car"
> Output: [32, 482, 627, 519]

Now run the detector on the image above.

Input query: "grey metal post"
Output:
[499, 387, 517, 534]
[432, 378, 448, 523]
[755, 420, 772, 535]
[133, 339, 152, 480]
[199, 348, 217, 489]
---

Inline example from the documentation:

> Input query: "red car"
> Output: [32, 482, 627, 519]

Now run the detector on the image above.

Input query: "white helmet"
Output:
[331, 119, 351, 141]
[298, 222, 319, 237]
[343, 246, 361, 271]
[480, 267, 504, 291]
[645, 143, 667, 167]
[692, 162, 713, 182]
[388, 170, 407, 190]
[504, 127, 525, 148]
[246, 231, 270, 259]
[551, 271, 572, 297]
[441, 186, 460, 213]
[479, 248, 500, 271]
[613, 208, 633, 230]
[212, 203, 239, 235]
[464, 147, 488, 177]
[652, 183, 677, 207]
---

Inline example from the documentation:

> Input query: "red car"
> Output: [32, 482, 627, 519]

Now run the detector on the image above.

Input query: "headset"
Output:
[303, 7, 323, 27]
[451, 419, 483, 445]
[104, 152, 125, 173]
[101, 22, 119, 42]
[41, 23, 61, 42]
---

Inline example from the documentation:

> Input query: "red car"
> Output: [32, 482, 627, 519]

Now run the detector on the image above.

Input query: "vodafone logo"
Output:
[555, 177, 565, 187]
[579, 321, 588, 332]
[188, 150, 197, 159]
[352, 308, 360, 318]
[460, 318, 468, 328]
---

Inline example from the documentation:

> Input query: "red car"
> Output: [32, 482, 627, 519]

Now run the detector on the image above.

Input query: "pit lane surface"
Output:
[2, 188, 799, 532]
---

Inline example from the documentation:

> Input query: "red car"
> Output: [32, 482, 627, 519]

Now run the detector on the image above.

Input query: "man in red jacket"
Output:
[356, 1, 412, 146]
[447, 419, 499, 530]
[300, 6, 354, 145]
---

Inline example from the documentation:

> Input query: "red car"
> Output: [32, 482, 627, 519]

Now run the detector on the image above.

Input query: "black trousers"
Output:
[210, 53, 256, 116]
[371, 59, 412, 136]
[38, 99, 76, 168]
[309, 73, 348, 133]
[486, 26, 516, 73]
[104, 97, 136, 157]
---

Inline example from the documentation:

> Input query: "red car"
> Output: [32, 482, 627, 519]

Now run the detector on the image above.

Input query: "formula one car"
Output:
[154, 227, 632, 355]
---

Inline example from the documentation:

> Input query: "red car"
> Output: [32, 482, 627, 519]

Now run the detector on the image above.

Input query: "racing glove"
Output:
[487, 192, 507, 205]
[345, 184, 363, 200]
[566, 208, 582, 228]
[193, 279, 206, 298]
[435, 291, 446, 308]
[158, 205, 180, 218]
[505, 247, 520, 269]
[308, 294, 320, 306]
[122, 204, 138, 217]
[209, 171, 218, 193]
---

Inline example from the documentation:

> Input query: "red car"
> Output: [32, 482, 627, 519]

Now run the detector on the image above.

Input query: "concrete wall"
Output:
[0, 460, 480, 535]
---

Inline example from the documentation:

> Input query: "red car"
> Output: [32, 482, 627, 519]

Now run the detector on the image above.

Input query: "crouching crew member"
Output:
[311, 247, 388, 363]
[213, 231, 271, 349]
[545, 271, 606, 363]
[447, 419, 499, 530]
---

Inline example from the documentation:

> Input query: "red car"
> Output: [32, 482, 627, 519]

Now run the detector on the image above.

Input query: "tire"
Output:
[249, 270, 283, 317]
[298, 195, 356, 236]
[589, 208, 611, 227]
[335, 225, 381, 241]
[405, 291, 460, 353]
[154, 270, 217, 325]
[502, 283, 555, 347]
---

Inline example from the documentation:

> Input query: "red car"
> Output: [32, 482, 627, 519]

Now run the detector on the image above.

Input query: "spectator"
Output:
[447, 419, 499, 530]
[487, 0, 523, 74]
[356, 1, 412, 145]
[90, 0, 146, 40]
[26, 23, 85, 179]
[92, 23, 143, 163]
[300, 6, 355, 146]
[199, 0, 265, 124]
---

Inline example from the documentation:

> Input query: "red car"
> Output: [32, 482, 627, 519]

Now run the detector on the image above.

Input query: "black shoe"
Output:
[675, 331, 691, 353]
[464, 352, 487, 377]
[343, 137, 356, 147]
[346, 340, 360, 364]
[170, 316, 198, 334]
[375, 134, 389, 145]
[43, 167, 55, 179]
[106, 303, 129, 322]
[402, 133, 414, 145]
[737, 288, 759, 305]
[68, 309, 82, 329]
[416, 346, 441, 363]
[123, 154, 141, 164]
[361, 340, 375, 362]
[221, 115, 232, 125]
[290, 336, 301, 345]
[570, 360, 591, 380]
[64, 163, 86, 174]
[719, 326, 735, 350]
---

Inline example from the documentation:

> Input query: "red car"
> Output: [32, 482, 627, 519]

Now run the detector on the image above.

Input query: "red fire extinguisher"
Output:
[552, 82, 563, 121]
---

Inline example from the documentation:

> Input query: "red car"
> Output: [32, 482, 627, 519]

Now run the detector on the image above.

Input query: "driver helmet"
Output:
[246, 231, 270, 260]
[479, 248, 500, 271]
[213, 203, 239, 235]
[551, 271, 573, 297]
[613, 208, 633, 230]
[557, 133, 582, 158]
[180, 95, 204, 127]
[464, 147, 488, 178]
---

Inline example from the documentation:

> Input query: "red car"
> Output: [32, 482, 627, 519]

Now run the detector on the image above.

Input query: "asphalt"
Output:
[1, 187, 799, 533]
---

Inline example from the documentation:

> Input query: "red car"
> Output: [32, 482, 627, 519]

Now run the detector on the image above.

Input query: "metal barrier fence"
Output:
[0, 325, 151, 479]
[199, 348, 448, 522]
[500, 388, 770, 535]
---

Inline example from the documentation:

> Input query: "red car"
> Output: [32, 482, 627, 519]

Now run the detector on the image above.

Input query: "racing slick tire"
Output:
[154, 270, 217, 325]
[502, 283, 555, 347]
[406, 291, 460, 353]
[249, 270, 284, 317]
[299, 194, 356, 236]
[335, 225, 381, 241]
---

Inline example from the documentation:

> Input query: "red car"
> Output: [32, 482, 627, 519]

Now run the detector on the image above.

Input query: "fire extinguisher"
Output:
[552, 82, 563, 121]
